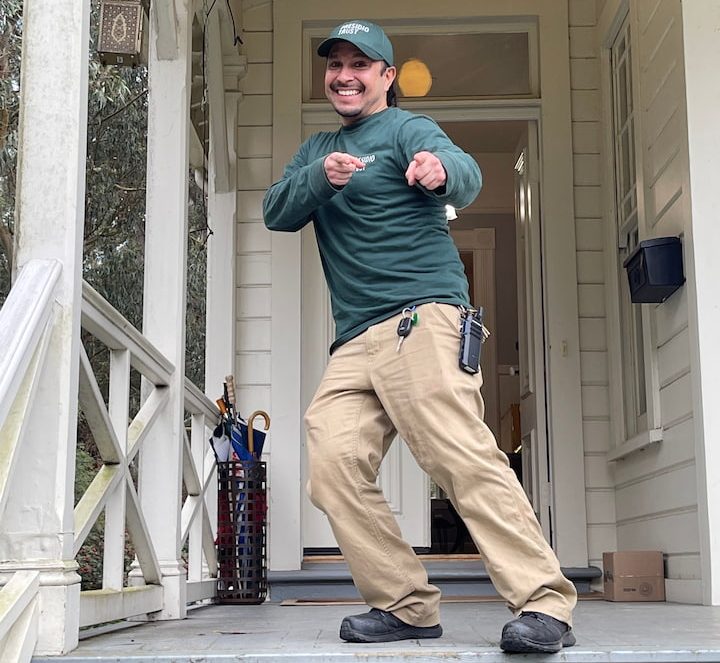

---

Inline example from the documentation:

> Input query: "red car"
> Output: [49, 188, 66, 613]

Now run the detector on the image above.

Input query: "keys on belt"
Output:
[396, 306, 418, 352]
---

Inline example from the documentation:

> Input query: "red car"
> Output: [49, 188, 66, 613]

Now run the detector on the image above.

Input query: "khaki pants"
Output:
[304, 302, 577, 628]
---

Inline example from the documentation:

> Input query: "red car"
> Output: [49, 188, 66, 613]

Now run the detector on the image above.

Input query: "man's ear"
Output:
[384, 66, 397, 90]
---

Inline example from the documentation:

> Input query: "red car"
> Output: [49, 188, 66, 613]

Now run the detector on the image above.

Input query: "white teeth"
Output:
[337, 89, 360, 96]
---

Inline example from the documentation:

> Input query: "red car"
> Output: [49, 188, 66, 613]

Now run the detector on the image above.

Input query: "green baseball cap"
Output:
[317, 20, 394, 66]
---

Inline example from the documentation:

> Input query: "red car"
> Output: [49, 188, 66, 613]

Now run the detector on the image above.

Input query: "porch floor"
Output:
[34, 600, 720, 662]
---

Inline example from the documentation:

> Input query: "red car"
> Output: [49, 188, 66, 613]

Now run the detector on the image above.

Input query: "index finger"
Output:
[344, 155, 366, 169]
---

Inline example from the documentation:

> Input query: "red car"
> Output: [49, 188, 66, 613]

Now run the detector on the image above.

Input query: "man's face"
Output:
[324, 42, 396, 125]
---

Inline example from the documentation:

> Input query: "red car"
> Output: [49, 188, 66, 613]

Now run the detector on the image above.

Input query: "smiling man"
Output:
[262, 20, 577, 655]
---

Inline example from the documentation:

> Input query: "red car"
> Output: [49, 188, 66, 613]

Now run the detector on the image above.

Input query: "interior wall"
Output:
[452, 213, 519, 368]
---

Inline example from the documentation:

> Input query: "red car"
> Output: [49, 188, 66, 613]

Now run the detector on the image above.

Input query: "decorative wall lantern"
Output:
[97, 0, 149, 66]
[623, 236, 685, 304]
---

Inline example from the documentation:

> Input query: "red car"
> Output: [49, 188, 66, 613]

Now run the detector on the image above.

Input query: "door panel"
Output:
[514, 122, 552, 542]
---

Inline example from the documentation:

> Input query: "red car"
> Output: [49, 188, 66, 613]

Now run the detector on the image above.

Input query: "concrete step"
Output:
[268, 558, 602, 602]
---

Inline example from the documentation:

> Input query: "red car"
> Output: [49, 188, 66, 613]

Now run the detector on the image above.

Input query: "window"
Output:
[610, 15, 647, 438]
[305, 24, 537, 102]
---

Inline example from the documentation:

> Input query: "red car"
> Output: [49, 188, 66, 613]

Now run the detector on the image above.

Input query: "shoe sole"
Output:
[500, 630, 576, 654]
[340, 622, 443, 643]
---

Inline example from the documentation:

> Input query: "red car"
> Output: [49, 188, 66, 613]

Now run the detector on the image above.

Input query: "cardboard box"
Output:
[603, 551, 665, 602]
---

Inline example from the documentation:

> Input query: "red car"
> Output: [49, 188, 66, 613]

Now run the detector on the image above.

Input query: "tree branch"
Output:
[0, 220, 13, 275]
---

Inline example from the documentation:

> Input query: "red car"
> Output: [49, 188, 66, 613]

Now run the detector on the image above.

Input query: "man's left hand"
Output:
[405, 151, 447, 190]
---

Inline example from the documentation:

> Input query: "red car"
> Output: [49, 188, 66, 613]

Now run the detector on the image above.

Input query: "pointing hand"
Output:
[405, 151, 447, 190]
[324, 152, 366, 187]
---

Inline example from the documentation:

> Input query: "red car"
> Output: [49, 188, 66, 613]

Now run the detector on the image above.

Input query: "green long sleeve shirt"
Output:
[263, 107, 483, 352]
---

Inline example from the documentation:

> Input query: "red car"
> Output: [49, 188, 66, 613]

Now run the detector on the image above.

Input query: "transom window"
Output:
[305, 25, 537, 102]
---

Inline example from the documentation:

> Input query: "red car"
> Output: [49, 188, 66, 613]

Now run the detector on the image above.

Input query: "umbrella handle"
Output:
[248, 410, 270, 456]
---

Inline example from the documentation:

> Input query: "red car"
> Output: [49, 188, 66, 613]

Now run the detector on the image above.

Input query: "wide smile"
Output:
[333, 87, 363, 98]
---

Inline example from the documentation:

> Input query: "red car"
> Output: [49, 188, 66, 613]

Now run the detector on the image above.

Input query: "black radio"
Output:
[459, 307, 487, 374]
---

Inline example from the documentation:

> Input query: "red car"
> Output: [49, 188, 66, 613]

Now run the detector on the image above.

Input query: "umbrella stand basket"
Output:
[216, 460, 267, 604]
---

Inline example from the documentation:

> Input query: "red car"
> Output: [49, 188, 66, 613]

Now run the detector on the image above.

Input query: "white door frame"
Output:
[272, 0, 588, 569]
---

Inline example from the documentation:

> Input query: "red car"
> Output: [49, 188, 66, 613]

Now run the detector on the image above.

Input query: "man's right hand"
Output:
[324, 152, 366, 187]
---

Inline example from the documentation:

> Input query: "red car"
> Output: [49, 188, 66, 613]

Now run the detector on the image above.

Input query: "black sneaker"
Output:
[500, 611, 576, 653]
[339, 608, 443, 643]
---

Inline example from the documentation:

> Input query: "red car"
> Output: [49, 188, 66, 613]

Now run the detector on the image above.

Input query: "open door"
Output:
[513, 123, 552, 542]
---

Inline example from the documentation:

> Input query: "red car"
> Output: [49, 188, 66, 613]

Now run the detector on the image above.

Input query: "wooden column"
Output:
[139, 0, 192, 620]
[681, 0, 720, 606]
[5, 0, 91, 653]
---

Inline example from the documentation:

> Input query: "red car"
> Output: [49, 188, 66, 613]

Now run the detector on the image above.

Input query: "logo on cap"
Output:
[337, 22, 371, 36]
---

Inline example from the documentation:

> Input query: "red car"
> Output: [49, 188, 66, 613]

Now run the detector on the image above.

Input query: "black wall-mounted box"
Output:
[623, 237, 685, 304]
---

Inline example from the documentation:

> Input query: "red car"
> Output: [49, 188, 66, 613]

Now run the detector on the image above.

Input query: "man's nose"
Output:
[336, 65, 355, 81]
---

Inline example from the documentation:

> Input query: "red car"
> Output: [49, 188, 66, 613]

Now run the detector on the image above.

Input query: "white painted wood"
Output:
[236, 96, 273, 128]
[0, 260, 60, 425]
[73, 465, 124, 558]
[237, 158, 273, 190]
[0, 265, 57, 522]
[82, 283, 174, 385]
[77, 345, 124, 463]
[681, 0, 720, 606]
[243, 33, 273, 62]
[606, 428, 663, 462]
[152, 0, 179, 60]
[139, 0, 193, 619]
[125, 479, 162, 586]
[0, 572, 39, 644]
[184, 379, 219, 423]
[205, 94, 238, 399]
[596, 0, 704, 601]
[186, 579, 217, 603]
[9, 0, 90, 651]
[180, 429, 200, 494]
[514, 125, 552, 541]
[0, 592, 38, 663]
[104, 350, 130, 591]
[269, 4, 308, 569]
[186, 417, 206, 582]
[207, 9, 231, 194]
[127, 387, 170, 460]
[79, 586, 163, 629]
[0, 571, 40, 663]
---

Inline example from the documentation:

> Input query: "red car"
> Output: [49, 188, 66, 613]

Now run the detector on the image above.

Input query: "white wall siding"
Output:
[236, 1, 273, 431]
[569, 0, 616, 575]
[632, 0, 698, 602]
[595, 0, 701, 603]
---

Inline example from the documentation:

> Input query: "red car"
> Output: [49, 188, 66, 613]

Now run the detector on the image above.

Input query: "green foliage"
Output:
[0, 0, 22, 294]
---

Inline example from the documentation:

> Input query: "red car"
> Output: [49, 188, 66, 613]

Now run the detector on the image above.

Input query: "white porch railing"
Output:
[0, 259, 58, 660]
[0, 260, 219, 656]
[77, 281, 219, 627]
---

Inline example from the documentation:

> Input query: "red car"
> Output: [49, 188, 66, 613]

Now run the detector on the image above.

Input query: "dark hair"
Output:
[382, 63, 398, 107]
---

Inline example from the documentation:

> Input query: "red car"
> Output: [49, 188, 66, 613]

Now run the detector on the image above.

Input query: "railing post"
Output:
[104, 349, 131, 590]
[2, 0, 91, 654]
[137, 0, 192, 620]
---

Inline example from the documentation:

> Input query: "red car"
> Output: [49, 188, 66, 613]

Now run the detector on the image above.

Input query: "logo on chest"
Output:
[355, 154, 376, 172]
